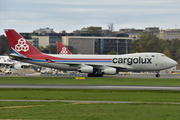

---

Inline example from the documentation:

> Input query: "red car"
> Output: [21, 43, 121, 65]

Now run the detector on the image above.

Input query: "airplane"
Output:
[56, 42, 72, 55]
[0, 56, 14, 65]
[4, 29, 177, 77]
[0, 56, 30, 69]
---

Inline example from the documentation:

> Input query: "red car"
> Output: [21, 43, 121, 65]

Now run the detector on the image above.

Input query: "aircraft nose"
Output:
[170, 59, 177, 67]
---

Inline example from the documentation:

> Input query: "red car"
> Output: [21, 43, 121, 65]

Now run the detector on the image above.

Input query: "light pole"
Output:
[116, 40, 119, 55]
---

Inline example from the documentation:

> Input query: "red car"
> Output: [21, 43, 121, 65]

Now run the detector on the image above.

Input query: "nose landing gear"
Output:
[155, 71, 160, 77]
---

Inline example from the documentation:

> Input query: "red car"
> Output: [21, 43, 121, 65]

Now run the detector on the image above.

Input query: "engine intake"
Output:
[78, 66, 93, 73]
[103, 68, 116, 75]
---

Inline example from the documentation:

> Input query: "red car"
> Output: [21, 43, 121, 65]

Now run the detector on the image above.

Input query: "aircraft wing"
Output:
[86, 63, 131, 69]
[43, 58, 130, 69]
[0, 62, 14, 65]
[9, 53, 33, 60]
[53, 61, 130, 69]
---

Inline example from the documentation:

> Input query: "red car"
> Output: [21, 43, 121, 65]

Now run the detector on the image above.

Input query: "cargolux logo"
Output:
[112, 57, 152, 65]
[60, 47, 68, 54]
[15, 38, 29, 52]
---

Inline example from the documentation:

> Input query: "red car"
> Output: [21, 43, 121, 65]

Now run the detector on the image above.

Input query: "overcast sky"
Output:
[0, 0, 180, 35]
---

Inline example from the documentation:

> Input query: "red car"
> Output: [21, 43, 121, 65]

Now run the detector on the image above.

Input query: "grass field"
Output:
[1, 89, 180, 102]
[1, 77, 180, 119]
[1, 101, 180, 120]
[0, 77, 180, 86]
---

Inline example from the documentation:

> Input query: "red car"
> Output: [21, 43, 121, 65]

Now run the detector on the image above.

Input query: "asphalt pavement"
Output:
[0, 84, 180, 91]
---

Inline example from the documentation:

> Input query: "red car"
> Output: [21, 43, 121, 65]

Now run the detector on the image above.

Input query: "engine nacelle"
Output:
[78, 66, 93, 73]
[103, 68, 117, 75]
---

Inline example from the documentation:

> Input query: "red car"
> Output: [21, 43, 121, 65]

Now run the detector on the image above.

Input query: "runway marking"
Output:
[71, 103, 92, 105]
[0, 105, 44, 109]
[1, 100, 180, 105]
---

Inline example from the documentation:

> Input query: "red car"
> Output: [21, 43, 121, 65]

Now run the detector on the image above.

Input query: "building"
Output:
[145, 27, 160, 36]
[119, 28, 144, 40]
[159, 29, 180, 40]
[20, 28, 65, 48]
[21, 33, 62, 48]
[62, 36, 131, 54]
[73, 26, 102, 34]
[73, 26, 119, 36]
[120, 27, 180, 41]
[33, 27, 54, 35]
[20, 27, 131, 54]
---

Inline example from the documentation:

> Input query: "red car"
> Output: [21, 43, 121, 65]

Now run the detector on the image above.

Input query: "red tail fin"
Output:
[4, 29, 42, 57]
[56, 42, 72, 55]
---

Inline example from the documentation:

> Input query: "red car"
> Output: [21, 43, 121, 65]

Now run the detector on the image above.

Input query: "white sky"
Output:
[0, 0, 180, 35]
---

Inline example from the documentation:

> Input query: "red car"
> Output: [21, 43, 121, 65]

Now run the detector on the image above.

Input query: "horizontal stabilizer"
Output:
[9, 53, 33, 60]
[45, 59, 55, 63]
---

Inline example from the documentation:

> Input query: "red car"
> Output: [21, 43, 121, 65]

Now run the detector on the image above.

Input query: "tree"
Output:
[87, 27, 100, 34]
[163, 47, 171, 58]
[175, 48, 180, 60]
[38, 46, 57, 54]
[61, 30, 66, 34]
[169, 39, 180, 59]
[0, 35, 12, 55]
[130, 31, 162, 53]
[65, 46, 77, 54]
[108, 51, 117, 55]
[107, 23, 114, 32]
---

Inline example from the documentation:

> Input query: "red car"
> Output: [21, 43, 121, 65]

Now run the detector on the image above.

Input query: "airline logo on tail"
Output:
[56, 42, 72, 55]
[60, 47, 68, 55]
[15, 38, 29, 52]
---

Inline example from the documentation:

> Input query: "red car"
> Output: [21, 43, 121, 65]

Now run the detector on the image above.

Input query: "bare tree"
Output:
[107, 23, 114, 32]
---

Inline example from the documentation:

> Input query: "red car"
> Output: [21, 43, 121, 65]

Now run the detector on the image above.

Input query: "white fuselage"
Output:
[19, 52, 177, 72]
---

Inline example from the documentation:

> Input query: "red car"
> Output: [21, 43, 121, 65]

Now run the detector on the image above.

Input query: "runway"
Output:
[0, 99, 180, 104]
[0, 84, 180, 90]
[1, 72, 180, 78]
[105, 73, 180, 78]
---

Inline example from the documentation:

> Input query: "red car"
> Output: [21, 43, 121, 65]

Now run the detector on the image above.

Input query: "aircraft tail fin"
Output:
[4, 29, 42, 57]
[56, 42, 72, 55]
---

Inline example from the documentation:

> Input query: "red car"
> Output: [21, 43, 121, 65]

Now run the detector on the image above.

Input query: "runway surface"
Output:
[1, 73, 180, 78]
[1, 84, 180, 90]
[0, 99, 180, 104]
[105, 73, 180, 78]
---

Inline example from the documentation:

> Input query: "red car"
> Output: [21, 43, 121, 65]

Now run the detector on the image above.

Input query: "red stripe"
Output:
[26, 54, 112, 61]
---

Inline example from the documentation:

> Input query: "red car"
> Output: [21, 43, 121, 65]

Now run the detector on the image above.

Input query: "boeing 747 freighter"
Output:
[4, 29, 177, 77]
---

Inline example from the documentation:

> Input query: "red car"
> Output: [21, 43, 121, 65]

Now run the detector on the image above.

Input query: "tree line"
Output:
[130, 32, 180, 60]
[0, 35, 12, 55]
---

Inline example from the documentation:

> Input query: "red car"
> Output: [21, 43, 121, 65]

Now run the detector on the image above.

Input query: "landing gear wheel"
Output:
[97, 74, 103, 77]
[156, 74, 160, 77]
[87, 73, 103, 77]
[88, 73, 92, 77]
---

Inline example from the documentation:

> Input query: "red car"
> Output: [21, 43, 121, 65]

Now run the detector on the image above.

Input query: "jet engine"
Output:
[78, 66, 93, 73]
[103, 68, 117, 75]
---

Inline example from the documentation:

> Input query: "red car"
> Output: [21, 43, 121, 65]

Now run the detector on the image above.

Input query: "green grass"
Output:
[1, 77, 180, 119]
[0, 77, 180, 86]
[1, 89, 180, 103]
[0, 101, 180, 120]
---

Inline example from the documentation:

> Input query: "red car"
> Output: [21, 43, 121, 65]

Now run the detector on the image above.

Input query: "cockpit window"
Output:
[161, 55, 166, 57]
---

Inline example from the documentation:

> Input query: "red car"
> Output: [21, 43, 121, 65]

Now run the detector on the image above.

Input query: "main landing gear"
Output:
[155, 71, 160, 77]
[87, 73, 103, 77]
